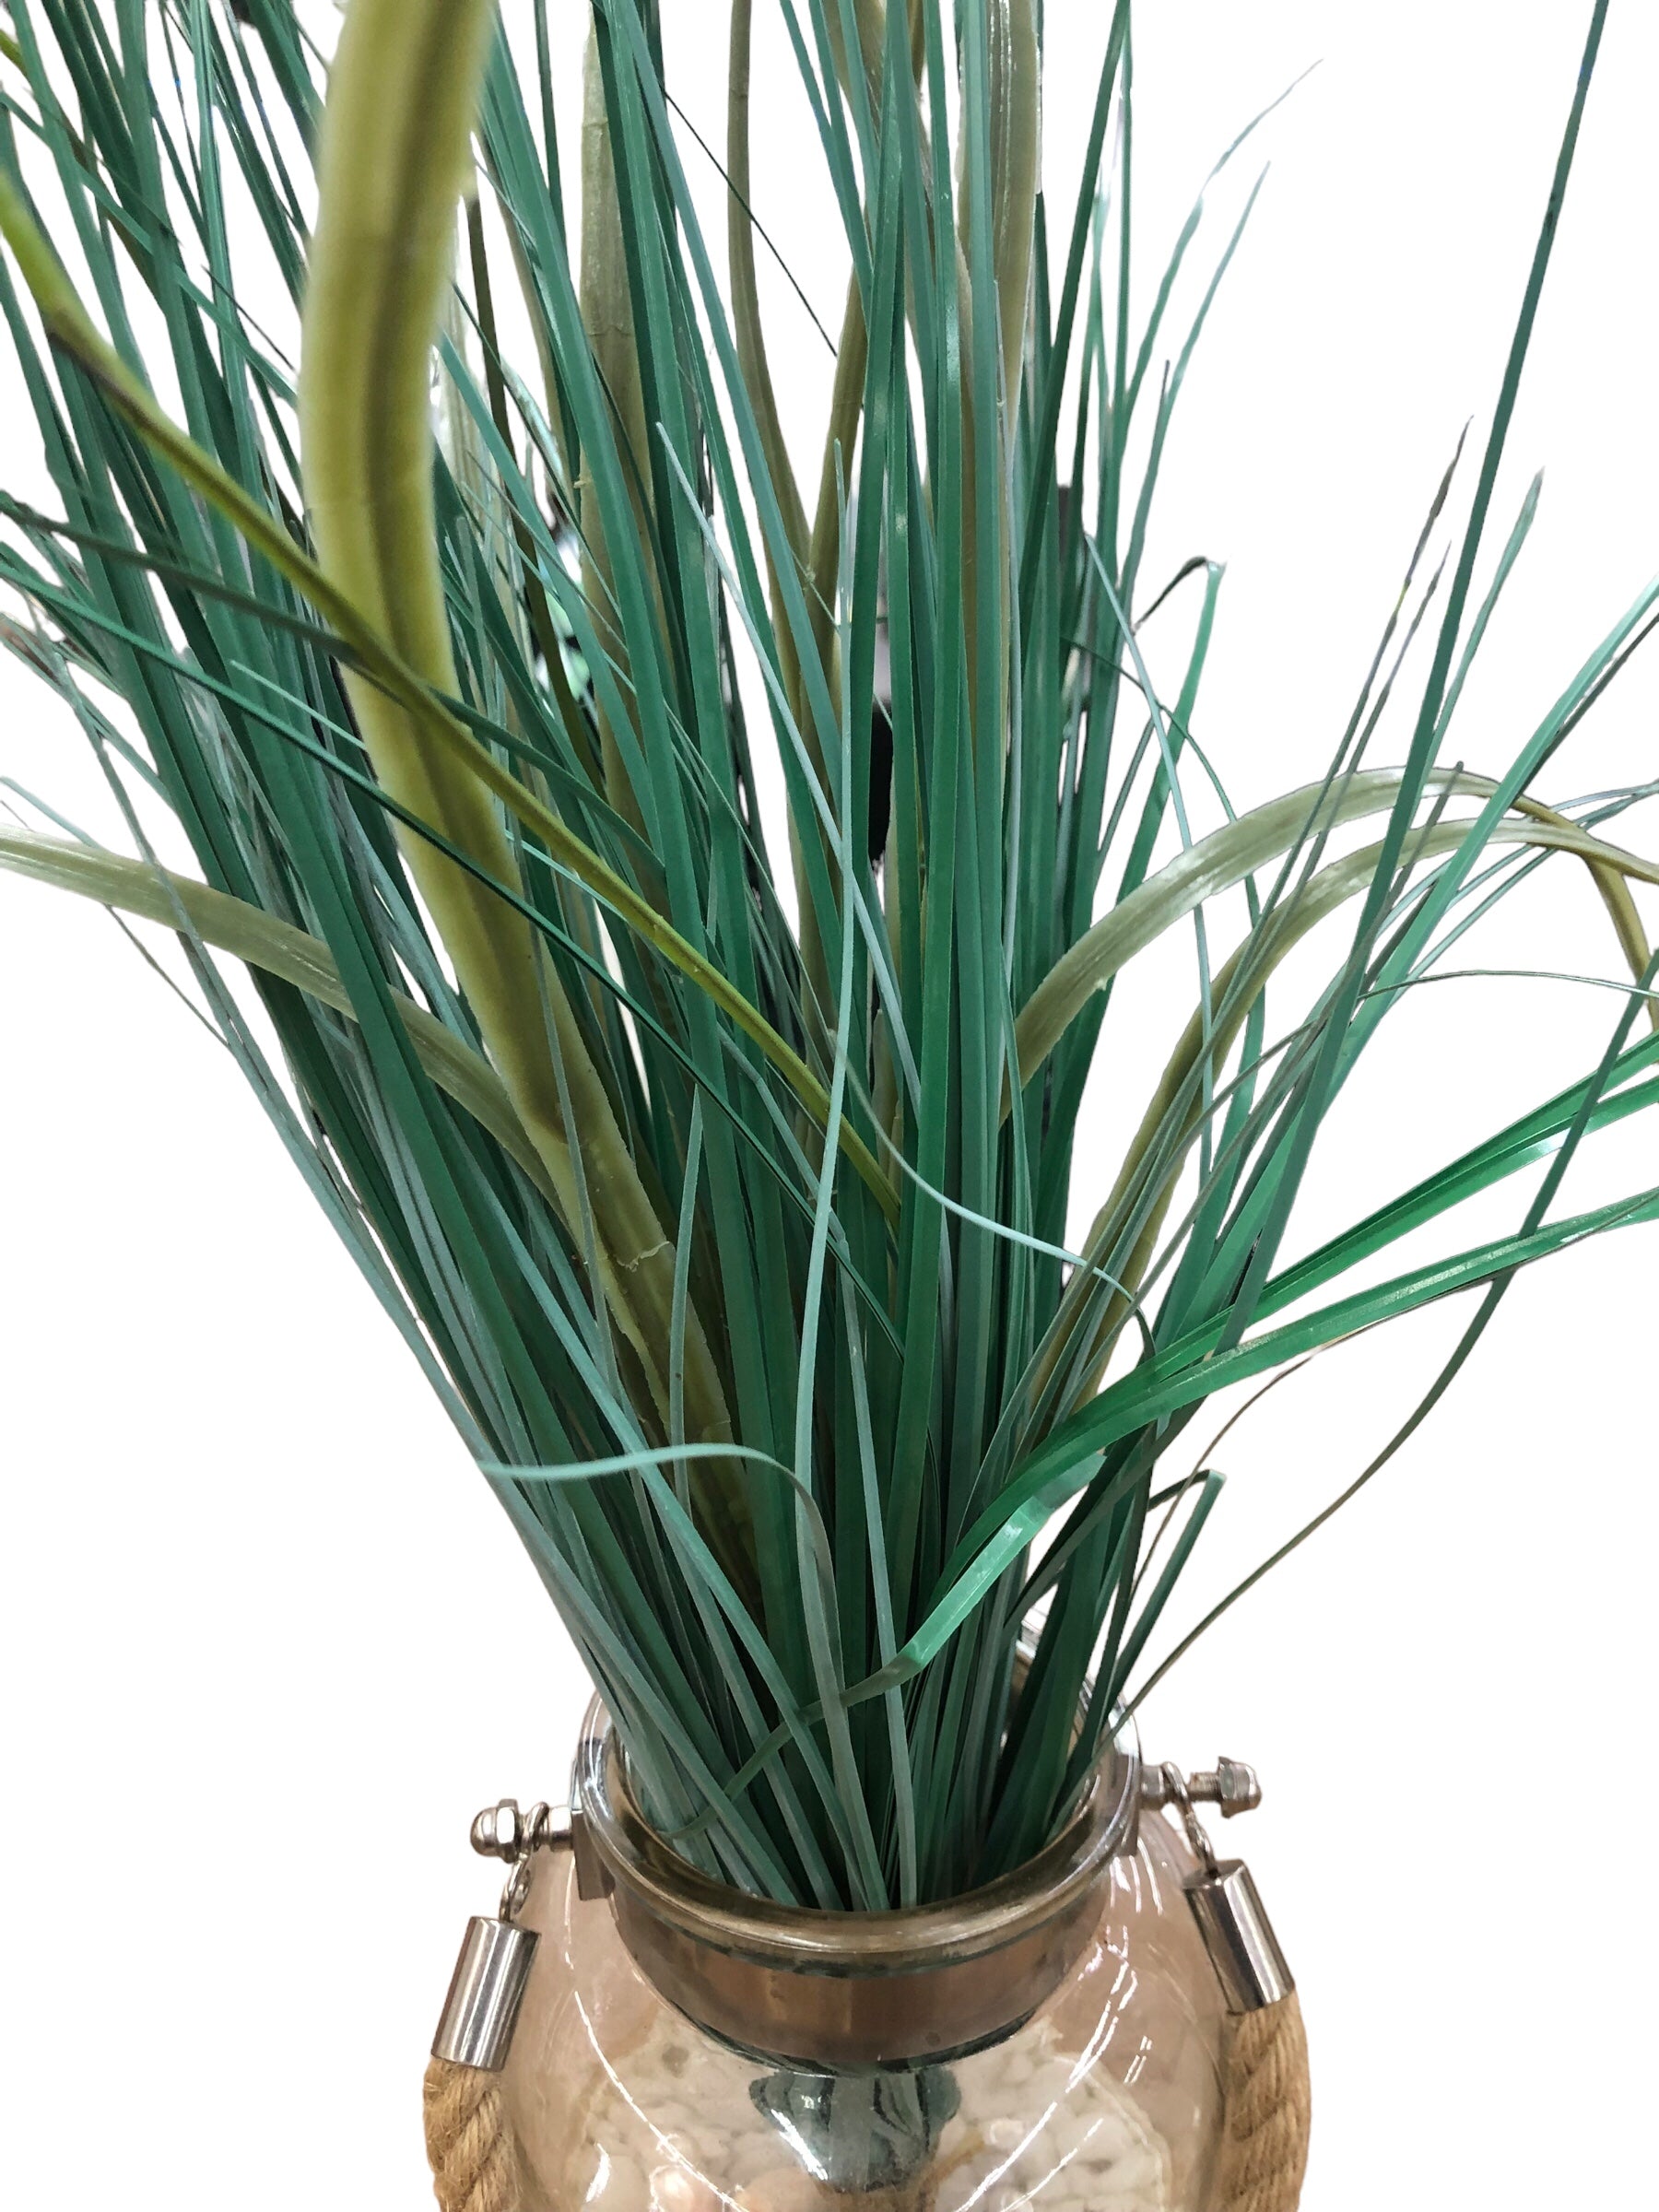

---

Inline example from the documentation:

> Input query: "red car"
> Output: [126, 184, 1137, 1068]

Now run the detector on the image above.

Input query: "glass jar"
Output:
[500, 1704, 1228, 2212]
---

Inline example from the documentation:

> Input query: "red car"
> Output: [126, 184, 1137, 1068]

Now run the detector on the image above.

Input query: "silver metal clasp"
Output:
[430, 1798, 570, 2072]
[1144, 1759, 1292, 2015]
[1139, 1755, 1262, 1818]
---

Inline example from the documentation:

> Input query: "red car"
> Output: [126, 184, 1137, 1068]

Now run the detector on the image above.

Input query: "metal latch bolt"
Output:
[1143, 1759, 1293, 2016]
[430, 1798, 570, 2073]
[1139, 1756, 1262, 1818]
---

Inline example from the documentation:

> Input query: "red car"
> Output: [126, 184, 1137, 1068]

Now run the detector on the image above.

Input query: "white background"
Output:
[2, 3, 1656, 2206]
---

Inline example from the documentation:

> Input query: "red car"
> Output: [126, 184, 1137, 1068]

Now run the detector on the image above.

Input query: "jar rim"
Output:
[569, 1695, 1141, 2064]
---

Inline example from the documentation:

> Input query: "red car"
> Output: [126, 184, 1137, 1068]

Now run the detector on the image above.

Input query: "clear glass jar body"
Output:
[500, 1806, 1227, 2212]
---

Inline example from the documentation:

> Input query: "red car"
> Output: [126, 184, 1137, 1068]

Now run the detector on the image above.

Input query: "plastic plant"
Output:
[0, 0, 1652, 1909]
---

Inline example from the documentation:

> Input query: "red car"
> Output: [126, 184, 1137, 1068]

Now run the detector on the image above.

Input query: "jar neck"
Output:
[569, 1698, 1142, 2070]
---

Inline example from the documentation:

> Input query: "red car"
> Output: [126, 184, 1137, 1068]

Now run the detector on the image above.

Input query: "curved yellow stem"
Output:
[0, 829, 555, 1196]
[0, 162, 895, 1227]
[297, 0, 731, 1449]
[1013, 770, 1498, 1093]
[1034, 812, 1659, 1410]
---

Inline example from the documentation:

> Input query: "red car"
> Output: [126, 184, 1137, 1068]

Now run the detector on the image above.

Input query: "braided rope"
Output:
[422, 1994, 1310, 2212]
[424, 2056, 523, 2212]
[1212, 1990, 1311, 2212]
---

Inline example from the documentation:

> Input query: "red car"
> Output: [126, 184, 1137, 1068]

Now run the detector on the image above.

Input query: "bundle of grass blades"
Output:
[0, 0, 1655, 1912]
